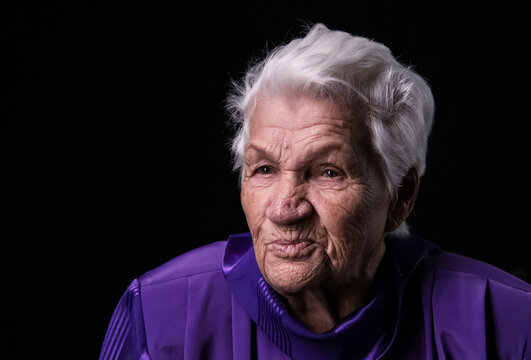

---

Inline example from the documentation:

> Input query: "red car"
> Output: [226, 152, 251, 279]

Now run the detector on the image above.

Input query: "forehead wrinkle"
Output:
[251, 119, 348, 133]
[249, 124, 363, 167]
[245, 141, 283, 165]
[292, 124, 360, 157]
[264, 117, 354, 132]
[251, 107, 353, 128]
[248, 99, 367, 168]
[295, 139, 343, 157]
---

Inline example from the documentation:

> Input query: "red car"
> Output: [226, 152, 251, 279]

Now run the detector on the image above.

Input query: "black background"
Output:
[4, 1, 530, 358]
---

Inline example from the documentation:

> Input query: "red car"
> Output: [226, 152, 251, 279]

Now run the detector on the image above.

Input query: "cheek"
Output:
[310, 187, 386, 257]
[241, 183, 268, 233]
[310, 187, 366, 232]
[241, 186, 271, 272]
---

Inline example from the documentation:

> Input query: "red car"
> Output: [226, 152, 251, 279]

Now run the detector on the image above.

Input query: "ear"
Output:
[385, 168, 420, 232]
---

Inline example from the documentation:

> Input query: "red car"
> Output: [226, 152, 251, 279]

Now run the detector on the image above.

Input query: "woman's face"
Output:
[241, 96, 393, 296]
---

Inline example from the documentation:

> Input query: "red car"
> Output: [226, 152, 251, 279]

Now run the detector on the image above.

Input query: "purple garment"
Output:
[100, 233, 531, 359]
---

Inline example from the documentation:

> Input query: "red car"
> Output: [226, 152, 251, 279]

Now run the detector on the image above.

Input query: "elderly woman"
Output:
[100, 24, 530, 359]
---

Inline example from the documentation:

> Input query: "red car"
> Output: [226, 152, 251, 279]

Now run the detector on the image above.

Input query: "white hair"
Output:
[226, 24, 435, 235]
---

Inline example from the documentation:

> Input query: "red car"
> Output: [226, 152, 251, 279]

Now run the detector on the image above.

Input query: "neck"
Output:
[284, 244, 386, 334]
[284, 280, 371, 333]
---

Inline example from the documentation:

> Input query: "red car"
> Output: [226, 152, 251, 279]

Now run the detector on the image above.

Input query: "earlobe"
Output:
[385, 168, 420, 232]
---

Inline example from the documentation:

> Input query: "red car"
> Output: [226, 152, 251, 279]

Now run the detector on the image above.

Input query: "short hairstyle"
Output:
[226, 23, 435, 233]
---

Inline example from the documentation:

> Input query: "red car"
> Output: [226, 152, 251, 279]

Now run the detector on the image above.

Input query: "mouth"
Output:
[268, 239, 316, 259]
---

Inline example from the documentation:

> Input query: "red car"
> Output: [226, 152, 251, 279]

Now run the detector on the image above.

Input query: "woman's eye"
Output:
[257, 165, 272, 175]
[323, 169, 339, 178]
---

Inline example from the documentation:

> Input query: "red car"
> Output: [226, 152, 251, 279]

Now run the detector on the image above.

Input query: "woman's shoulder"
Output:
[424, 247, 531, 293]
[138, 240, 228, 287]
[413, 244, 531, 358]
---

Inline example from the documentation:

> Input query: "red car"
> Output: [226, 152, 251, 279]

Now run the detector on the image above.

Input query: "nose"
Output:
[266, 175, 313, 226]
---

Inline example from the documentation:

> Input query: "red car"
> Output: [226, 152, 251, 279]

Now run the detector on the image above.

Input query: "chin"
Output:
[262, 260, 326, 296]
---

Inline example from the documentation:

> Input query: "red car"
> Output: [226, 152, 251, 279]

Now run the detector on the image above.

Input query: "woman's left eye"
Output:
[257, 165, 273, 174]
[323, 169, 339, 178]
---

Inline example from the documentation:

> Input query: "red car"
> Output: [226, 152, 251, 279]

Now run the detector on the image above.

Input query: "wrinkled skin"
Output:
[241, 95, 404, 332]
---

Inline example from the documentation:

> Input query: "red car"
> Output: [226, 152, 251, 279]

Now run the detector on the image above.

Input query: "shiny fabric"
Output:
[100, 233, 531, 359]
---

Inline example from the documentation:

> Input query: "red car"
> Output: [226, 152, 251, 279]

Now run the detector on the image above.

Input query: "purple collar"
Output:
[222, 233, 436, 359]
